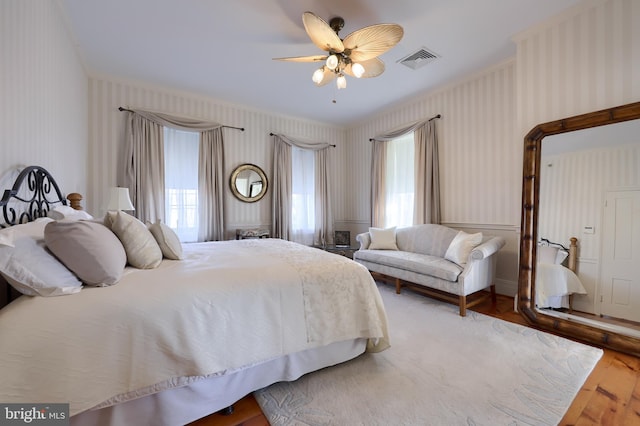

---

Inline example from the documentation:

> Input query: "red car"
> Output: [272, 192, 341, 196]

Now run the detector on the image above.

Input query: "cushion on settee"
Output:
[445, 231, 483, 267]
[368, 227, 399, 250]
[354, 249, 463, 282]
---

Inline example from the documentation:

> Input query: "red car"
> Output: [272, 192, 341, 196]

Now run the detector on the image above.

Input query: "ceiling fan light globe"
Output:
[326, 54, 339, 71]
[312, 68, 325, 85]
[336, 75, 347, 89]
[352, 63, 365, 78]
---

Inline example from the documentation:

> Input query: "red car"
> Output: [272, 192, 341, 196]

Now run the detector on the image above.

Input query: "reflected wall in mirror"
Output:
[519, 101, 640, 357]
[230, 164, 268, 203]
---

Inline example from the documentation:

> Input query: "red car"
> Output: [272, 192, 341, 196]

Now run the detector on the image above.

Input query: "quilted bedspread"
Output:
[0, 239, 388, 416]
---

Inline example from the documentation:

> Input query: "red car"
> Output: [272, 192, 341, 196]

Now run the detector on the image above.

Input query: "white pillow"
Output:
[444, 231, 483, 267]
[0, 221, 83, 297]
[47, 205, 94, 221]
[105, 211, 162, 269]
[45, 220, 127, 286]
[147, 220, 183, 260]
[538, 245, 569, 265]
[368, 227, 399, 250]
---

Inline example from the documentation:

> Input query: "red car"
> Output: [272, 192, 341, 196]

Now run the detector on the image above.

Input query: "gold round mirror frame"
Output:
[230, 163, 268, 203]
[519, 101, 640, 357]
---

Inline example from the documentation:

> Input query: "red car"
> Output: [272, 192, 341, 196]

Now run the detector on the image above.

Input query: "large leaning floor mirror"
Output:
[519, 101, 640, 357]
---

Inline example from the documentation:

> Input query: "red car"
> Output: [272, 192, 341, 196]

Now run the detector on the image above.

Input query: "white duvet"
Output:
[0, 239, 389, 416]
[535, 262, 587, 308]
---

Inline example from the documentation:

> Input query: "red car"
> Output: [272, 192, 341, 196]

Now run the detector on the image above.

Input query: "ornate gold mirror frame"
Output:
[519, 101, 640, 357]
[230, 163, 268, 203]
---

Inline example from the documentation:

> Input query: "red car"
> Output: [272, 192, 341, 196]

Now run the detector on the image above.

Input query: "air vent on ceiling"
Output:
[397, 47, 440, 70]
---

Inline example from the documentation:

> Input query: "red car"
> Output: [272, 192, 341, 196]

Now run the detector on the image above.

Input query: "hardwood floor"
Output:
[191, 291, 640, 426]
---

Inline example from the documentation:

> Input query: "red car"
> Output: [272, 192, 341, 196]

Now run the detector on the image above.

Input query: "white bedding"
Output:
[535, 262, 587, 308]
[0, 239, 389, 417]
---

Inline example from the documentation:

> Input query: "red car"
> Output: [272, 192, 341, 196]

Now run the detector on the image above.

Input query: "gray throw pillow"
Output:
[44, 220, 126, 286]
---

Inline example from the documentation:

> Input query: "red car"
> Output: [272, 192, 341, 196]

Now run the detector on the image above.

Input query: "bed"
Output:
[535, 237, 587, 311]
[0, 166, 390, 426]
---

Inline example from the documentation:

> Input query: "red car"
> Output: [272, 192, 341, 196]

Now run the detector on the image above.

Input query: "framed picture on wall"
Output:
[334, 231, 350, 247]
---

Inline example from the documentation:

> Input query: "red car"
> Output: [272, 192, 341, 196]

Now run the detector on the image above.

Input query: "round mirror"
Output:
[230, 163, 268, 203]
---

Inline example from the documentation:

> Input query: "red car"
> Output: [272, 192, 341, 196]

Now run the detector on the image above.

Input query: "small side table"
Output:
[236, 228, 270, 239]
[313, 244, 359, 259]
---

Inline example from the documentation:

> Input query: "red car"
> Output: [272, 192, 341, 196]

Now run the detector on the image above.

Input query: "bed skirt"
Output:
[71, 338, 367, 426]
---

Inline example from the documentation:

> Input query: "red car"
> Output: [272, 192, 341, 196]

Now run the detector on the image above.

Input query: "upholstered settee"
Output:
[353, 224, 505, 316]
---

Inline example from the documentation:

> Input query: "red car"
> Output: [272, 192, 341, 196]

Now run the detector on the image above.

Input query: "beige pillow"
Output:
[147, 220, 183, 260]
[105, 211, 162, 269]
[44, 220, 126, 286]
[444, 231, 483, 266]
[368, 227, 399, 250]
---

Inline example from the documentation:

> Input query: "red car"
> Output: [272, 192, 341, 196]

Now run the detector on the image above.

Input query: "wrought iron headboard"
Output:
[0, 165, 68, 228]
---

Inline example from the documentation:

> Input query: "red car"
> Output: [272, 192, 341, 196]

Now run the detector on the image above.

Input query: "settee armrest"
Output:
[469, 236, 506, 261]
[356, 232, 371, 250]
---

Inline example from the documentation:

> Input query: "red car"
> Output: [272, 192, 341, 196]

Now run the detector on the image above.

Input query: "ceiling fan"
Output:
[274, 12, 404, 89]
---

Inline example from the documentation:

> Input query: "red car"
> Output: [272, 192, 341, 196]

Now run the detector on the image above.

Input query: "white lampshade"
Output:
[336, 75, 347, 89]
[106, 187, 135, 211]
[352, 63, 365, 78]
[325, 54, 339, 71]
[312, 68, 325, 85]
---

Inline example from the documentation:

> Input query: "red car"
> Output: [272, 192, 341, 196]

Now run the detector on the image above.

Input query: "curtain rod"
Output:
[118, 107, 245, 131]
[368, 113, 441, 142]
[269, 133, 336, 147]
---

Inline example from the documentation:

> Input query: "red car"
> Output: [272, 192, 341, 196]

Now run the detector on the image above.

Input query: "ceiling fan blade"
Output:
[343, 58, 385, 78]
[314, 68, 337, 87]
[273, 55, 327, 63]
[302, 12, 345, 53]
[343, 24, 404, 62]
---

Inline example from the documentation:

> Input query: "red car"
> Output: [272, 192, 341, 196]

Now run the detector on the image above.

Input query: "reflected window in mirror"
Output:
[230, 164, 268, 203]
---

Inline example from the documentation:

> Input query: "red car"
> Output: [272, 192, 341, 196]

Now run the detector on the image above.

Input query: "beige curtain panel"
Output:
[122, 109, 226, 240]
[414, 120, 440, 225]
[123, 112, 166, 223]
[370, 140, 387, 228]
[370, 116, 441, 226]
[198, 129, 225, 241]
[271, 134, 334, 244]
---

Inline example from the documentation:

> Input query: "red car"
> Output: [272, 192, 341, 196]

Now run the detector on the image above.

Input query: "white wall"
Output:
[0, 0, 88, 196]
[515, 0, 640, 134]
[87, 76, 346, 239]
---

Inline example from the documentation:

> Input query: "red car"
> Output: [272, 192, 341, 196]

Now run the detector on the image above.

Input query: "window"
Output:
[384, 132, 414, 228]
[163, 128, 199, 242]
[291, 146, 315, 245]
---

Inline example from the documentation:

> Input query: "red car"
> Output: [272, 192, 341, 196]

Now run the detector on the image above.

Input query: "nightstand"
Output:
[313, 244, 359, 259]
[236, 228, 270, 239]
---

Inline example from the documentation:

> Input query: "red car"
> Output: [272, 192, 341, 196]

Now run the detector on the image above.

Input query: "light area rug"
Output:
[255, 283, 603, 426]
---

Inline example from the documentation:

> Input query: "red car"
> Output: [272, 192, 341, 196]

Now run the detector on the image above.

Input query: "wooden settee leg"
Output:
[459, 295, 467, 316]
[490, 284, 497, 303]
[395, 278, 402, 294]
